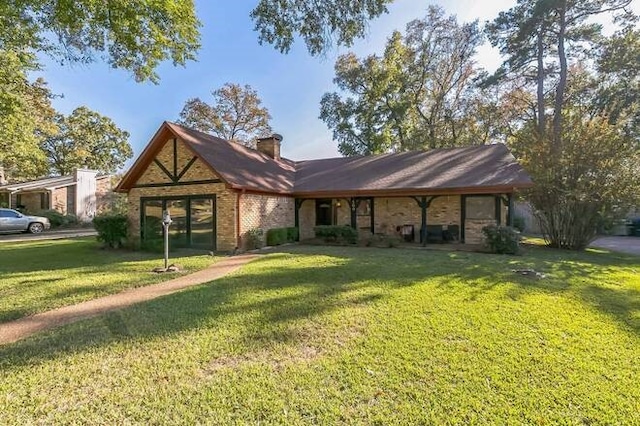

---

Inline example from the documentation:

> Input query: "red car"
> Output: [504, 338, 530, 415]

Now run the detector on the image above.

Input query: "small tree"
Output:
[512, 113, 639, 250]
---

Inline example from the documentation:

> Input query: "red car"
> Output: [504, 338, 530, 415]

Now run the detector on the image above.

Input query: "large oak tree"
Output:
[41, 106, 133, 175]
[178, 83, 272, 147]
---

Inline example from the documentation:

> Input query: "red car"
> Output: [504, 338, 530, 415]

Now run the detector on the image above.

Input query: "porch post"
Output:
[294, 198, 300, 228]
[420, 196, 427, 246]
[369, 197, 375, 234]
[507, 193, 514, 227]
[460, 195, 466, 243]
[349, 198, 361, 229]
[295, 198, 306, 237]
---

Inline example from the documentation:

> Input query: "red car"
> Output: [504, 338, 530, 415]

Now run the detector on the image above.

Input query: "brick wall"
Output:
[238, 193, 295, 247]
[299, 200, 315, 240]
[51, 187, 68, 214]
[465, 219, 496, 244]
[127, 136, 238, 252]
[298, 195, 462, 242]
[18, 192, 43, 213]
[95, 176, 113, 213]
[373, 196, 461, 242]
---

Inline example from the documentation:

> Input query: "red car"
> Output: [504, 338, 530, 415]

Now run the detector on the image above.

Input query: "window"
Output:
[0, 209, 19, 218]
[466, 196, 495, 220]
[141, 196, 216, 249]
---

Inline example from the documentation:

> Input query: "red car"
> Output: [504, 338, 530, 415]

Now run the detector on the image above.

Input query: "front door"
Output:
[315, 199, 333, 226]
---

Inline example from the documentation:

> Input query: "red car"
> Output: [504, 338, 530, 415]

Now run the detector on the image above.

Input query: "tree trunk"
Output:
[552, 0, 568, 151]
[536, 25, 546, 138]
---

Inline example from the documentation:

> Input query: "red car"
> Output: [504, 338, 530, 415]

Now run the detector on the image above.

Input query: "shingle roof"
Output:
[166, 123, 296, 193]
[293, 144, 532, 195]
[117, 122, 533, 195]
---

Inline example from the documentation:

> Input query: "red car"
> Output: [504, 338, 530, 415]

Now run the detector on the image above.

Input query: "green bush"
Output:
[36, 209, 78, 228]
[265, 227, 299, 246]
[286, 227, 299, 242]
[244, 228, 264, 250]
[481, 225, 521, 255]
[93, 214, 128, 248]
[314, 225, 358, 244]
[266, 228, 287, 246]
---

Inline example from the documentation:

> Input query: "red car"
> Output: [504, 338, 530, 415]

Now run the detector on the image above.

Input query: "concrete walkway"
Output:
[0, 254, 259, 346]
[589, 236, 640, 256]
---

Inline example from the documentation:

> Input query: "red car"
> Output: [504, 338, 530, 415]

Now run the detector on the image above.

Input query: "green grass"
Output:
[0, 238, 216, 322]
[0, 245, 638, 424]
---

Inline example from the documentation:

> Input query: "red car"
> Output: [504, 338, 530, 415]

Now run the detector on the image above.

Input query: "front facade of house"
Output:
[0, 170, 112, 221]
[116, 122, 532, 252]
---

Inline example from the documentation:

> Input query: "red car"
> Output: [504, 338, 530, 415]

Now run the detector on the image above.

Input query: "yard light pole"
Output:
[162, 210, 172, 270]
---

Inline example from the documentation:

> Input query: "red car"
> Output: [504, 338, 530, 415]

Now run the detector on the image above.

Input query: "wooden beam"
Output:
[460, 195, 467, 243]
[369, 197, 375, 234]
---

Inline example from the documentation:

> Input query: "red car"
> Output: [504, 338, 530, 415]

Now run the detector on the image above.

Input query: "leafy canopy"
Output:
[320, 6, 483, 155]
[251, 0, 393, 55]
[41, 106, 133, 175]
[178, 83, 272, 146]
[0, 0, 201, 83]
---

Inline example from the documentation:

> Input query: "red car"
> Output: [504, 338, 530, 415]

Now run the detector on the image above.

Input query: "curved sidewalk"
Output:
[0, 254, 259, 346]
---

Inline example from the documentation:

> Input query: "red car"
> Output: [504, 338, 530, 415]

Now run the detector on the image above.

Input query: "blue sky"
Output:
[34, 0, 523, 166]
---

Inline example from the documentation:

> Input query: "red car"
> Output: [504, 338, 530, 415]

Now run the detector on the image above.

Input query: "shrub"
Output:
[314, 225, 358, 244]
[266, 228, 287, 246]
[36, 209, 78, 228]
[286, 226, 299, 242]
[93, 214, 128, 248]
[481, 225, 520, 255]
[244, 228, 264, 250]
[266, 227, 299, 246]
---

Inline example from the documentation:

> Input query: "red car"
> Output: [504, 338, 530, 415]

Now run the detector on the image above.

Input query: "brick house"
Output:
[0, 169, 113, 221]
[116, 122, 533, 251]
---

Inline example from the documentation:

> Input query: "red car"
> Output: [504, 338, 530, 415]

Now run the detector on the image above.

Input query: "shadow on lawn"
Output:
[0, 245, 638, 368]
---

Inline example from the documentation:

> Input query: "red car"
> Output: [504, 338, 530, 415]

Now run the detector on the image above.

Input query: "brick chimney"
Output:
[256, 134, 283, 161]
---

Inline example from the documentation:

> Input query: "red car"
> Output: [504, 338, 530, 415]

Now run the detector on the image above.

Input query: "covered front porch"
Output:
[294, 193, 515, 245]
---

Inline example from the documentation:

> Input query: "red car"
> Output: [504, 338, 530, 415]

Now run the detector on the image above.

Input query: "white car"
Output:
[0, 208, 51, 234]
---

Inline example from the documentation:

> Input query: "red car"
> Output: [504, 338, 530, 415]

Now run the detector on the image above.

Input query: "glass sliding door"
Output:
[190, 198, 215, 248]
[142, 199, 163, 244]
[141, 195, 216, 250]
[166, 199, 188, 248]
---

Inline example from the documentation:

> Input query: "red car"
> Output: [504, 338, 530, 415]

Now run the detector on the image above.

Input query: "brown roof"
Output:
[294, 144, 532, 195]
[117, 122, 532, 195]
[167, 123, 296, 193]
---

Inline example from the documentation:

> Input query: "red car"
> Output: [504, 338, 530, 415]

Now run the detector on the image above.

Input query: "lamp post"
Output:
[162, 210, 172, 270]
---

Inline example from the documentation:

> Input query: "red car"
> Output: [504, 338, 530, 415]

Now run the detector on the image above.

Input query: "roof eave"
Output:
[291, 183, 533, 198]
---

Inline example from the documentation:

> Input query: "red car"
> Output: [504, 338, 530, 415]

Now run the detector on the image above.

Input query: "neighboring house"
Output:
[116, 122, 533, 251]
[0, 169, 112, 221]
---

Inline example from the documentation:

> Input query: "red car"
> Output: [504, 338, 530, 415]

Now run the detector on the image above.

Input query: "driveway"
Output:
[589, 236, 640, 256]
[0, 228, 97, 243]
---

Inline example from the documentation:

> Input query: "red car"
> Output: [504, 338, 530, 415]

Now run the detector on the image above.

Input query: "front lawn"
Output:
[0, 245, 638, 423]
[0, 238, 216, 322]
